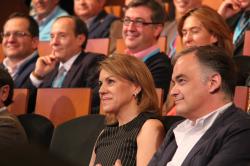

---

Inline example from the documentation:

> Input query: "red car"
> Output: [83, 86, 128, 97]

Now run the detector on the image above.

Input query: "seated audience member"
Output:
[32, 0, 69, 41]
[162, 0, 202, 58]
[109, 0, 164, 53]
[89, 54, 165, 166]
[0, 68, 28, 151]
[178, 5, 234, 56]
[0, 12, 39, 88]
[149, 45, 250, 165]
[218, 0, 250, 56]
[0, 12, 39, 113]
[122, 0, 172, 101]
[73, 0, 117, 38]
[29, 16, 105, 113]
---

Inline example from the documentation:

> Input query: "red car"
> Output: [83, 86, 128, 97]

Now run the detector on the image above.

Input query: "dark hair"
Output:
[0, 68, 14, 106]
[55, 15, 88, 49]
[173, 45, 237, 98]
[126, 0, 167, 24]
[6, 12, 39, 37]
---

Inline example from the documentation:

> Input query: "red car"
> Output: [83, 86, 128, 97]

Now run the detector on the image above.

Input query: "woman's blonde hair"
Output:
[100, 54, 160, 116]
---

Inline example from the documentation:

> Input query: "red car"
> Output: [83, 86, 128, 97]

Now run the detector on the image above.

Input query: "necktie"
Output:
[52, 66, 66, 88]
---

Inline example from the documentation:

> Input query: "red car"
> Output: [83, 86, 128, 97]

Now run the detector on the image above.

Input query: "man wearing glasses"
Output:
[0, 12, 39, 90]
[122, 0, 172, 101]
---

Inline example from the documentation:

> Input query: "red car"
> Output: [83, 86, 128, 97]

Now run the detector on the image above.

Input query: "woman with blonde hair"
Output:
[89, 54, 165, 166]
[178, 5, 234, 56]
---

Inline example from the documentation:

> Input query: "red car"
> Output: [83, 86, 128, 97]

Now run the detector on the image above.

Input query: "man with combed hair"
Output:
[149, 45, 250, 165]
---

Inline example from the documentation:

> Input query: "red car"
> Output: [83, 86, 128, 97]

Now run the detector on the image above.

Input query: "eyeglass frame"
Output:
[1, 31, 32, 39]
[122, 17, 163, 27]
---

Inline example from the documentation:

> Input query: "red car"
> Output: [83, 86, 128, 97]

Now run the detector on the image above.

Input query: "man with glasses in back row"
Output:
[0, 13, 39, 89]
[122, 0, 172, 101]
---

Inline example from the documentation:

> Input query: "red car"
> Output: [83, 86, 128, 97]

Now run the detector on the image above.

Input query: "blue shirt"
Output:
[34, 6, 69, 41]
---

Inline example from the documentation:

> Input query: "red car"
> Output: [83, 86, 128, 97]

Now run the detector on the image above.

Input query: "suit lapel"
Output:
[182, 105, 235, 165]
[15, 54, 38, 87]
[88, 11, 107, 34]
[61, 53, 85, 87]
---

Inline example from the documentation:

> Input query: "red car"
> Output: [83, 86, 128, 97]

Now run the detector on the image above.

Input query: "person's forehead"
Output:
[125, 6, 152, 20]
[4, 18, 29, 30]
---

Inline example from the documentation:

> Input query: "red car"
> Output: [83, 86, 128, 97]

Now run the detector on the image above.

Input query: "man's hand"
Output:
[218, 0, 242, 18]
[33, 52, 58, 79]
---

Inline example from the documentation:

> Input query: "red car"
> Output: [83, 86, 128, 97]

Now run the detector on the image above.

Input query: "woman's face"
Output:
[181, 15, 218, 48]
[99, 69, 140, 114]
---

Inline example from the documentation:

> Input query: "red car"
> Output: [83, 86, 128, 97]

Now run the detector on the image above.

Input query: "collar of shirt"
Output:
[84, 16, 97, 29]
[35, 6, 60, 25]
[125, 44, 160, 60]
[3, 51, 38, 79]
[58, 52, 81, 72]
[0, 106, 7, 113]
[168, 102, 232, 166]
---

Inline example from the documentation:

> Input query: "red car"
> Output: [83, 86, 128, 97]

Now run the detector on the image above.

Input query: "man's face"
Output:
[50, 18, 85, 62]
[122, 6, 162, 53]
[32, 0, 59, 19]
[170, 53, 211, 120]
[174, 0, 202, 16]
[74, 0, 103, 20]
[2, 18, 38, 61]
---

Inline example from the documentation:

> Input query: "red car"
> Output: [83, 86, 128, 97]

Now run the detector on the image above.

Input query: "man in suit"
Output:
[73, 0, 117, 38]
[218, 0, 250, 56]
[31, 0, 69, 41]
[1, 12, 39, 88]
[0, 68, 28, 151]
[122, 0, 172, 101]
[148, 45, 250, 166]
[29, 15, 105, 113]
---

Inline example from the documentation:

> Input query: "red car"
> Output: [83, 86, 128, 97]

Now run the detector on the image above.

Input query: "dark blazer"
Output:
[28, 52, 105, 114]
[0, 108, 28, 151]
[145, 52, 172, 101]
[0, 53, 38, 113]
[0, 53, 38, 88]
[227, 10, 250, 56]
[149, 105, 250, 166]
[88, 10, 117, 39]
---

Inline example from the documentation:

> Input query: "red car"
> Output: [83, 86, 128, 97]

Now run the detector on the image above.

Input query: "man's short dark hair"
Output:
[0, 68, 14, 106]
[7, 12, 39, 37]
[173, 45, 237, 98]
[55, 15, 88, 49]
[126, 0, 166, 24]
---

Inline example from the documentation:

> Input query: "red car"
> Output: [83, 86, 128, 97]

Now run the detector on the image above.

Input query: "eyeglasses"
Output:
[122, 17, 161, 27]
[1, 31, 31, 39]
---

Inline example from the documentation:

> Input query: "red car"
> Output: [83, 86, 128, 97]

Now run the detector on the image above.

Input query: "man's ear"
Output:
[208, 73, 221, 93]
[153, 24, 163, 39]
[0, 85, 10, 103]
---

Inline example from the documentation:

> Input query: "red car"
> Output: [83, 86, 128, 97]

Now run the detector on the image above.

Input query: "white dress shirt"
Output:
[167, 102, 233, 166]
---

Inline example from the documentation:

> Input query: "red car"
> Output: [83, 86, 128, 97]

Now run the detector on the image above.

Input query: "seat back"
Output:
[85, 38, 110, 55]
[116, 36, 167, 54]
[50, 114, 105, 166]
[233, 86, 249, 111]
[18, 114, 54, 148]
[8, 89, 29, 115]
[104, 5, 122, 17]
[243, 31, 250, 56]
[34, 88, 92, 127]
